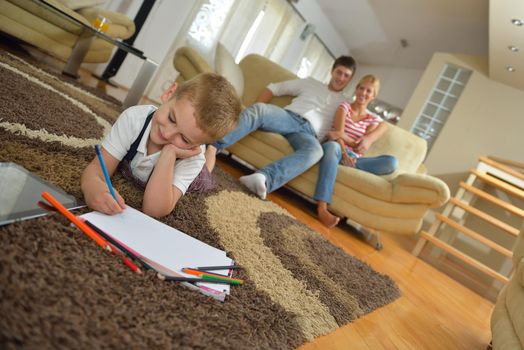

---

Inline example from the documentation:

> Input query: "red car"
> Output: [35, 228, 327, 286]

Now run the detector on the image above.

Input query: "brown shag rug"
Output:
[0, 50, 400, 349]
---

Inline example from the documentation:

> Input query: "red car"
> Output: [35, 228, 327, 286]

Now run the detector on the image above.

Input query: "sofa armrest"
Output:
[77, 7, 135, 39]
[392, 173, 450, 207]
[173, 46, 214, 83]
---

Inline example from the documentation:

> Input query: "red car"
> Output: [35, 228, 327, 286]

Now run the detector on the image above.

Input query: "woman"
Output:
[313, 75, 398, 228]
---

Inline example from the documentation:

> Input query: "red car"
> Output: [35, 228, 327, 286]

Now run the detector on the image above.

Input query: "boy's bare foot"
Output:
[317, 205, 340, 228]
[204, 145, 217, 172]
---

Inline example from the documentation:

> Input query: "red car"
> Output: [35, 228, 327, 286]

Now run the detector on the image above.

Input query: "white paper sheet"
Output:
[81, 206, 232, 294]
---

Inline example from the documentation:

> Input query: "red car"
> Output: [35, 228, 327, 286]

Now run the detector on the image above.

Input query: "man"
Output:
[211, 56, 356, 199]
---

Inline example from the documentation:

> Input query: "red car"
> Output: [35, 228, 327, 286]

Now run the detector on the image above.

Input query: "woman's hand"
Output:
[355, 136, 373, 154]
[341, 153, 356, 167]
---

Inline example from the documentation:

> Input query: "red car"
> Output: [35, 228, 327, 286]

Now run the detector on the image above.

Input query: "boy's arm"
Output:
[142, 144, 201, 218]
[142, 144, 181, 218]
[81, 147, 126, 215]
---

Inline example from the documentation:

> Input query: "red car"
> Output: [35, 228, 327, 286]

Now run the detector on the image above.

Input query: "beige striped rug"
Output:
[0, 50, 400, 349]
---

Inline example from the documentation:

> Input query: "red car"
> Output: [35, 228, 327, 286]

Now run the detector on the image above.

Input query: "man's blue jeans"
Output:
[214, 103, 323, 193]
[313, 141, 398, 204]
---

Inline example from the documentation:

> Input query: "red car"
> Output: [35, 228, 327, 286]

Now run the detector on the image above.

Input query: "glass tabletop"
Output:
[32, 0, 147, 60]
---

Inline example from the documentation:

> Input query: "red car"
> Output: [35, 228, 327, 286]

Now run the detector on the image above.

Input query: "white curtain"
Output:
[219, 0, 265, 58]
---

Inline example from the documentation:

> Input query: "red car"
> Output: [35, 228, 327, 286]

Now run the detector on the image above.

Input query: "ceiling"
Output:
[316, 0, 524, 90]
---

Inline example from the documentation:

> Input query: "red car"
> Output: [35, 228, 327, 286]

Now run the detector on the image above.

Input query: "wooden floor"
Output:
[24, 47, 493, 349]
[218, 158, 493, 350]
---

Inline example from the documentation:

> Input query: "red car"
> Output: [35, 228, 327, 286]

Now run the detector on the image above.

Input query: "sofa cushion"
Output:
[239, 54, 297, 106]
[368, 124, 427, 174]
[504, 260, 524, 349]
[55, 0, 107, 10]
[215, 43, 244, 97]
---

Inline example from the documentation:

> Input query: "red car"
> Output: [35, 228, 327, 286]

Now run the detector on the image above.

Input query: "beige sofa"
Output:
[0, 0, 135, 63]
[174, 46, 450, 244]
[490, 223, 524, 350]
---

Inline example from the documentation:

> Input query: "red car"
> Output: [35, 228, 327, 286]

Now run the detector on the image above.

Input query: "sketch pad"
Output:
[0, 162, 82, 226]
[80, 207, 233, 294]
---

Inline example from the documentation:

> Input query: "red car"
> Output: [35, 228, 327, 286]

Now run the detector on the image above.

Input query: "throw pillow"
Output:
[214, 43, 244, 98]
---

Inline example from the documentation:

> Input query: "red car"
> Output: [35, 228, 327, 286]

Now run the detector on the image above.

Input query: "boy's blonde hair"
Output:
[357, 74, 380, 97]
[172, 73, 241, 141]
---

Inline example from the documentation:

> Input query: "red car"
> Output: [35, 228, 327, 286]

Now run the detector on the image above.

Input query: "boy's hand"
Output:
[162, 143, 202, 159]
[86, 188, 126, 215]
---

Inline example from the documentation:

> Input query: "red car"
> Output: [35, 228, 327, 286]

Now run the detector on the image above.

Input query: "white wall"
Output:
[291, 0, 348, 57]
[345, 64, 423, 109]
[87, 0, 197, 91]
[399, 52, 524, 176]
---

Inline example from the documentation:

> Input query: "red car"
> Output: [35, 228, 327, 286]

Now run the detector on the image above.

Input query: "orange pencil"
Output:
[41, 191, 141, 274]
[42, 192, 107, 247]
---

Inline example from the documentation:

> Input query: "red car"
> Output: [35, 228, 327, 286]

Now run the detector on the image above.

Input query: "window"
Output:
[221, 0, 334, 80]
[187, 0, 235, 59]
[411, 64, 472, 152]
[296, 35, 334, 82]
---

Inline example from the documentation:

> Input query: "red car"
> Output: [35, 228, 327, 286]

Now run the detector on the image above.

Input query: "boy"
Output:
[81, 73, 241, 218]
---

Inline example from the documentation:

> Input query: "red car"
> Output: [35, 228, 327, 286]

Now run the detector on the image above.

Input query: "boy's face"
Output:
[150, 96, 210, 151]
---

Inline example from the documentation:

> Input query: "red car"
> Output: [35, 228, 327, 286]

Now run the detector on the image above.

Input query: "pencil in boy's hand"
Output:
[95, 145, 117, 201]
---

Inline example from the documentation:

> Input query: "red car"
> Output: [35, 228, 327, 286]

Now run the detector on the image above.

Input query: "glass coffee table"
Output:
[32, 0, 158, 108]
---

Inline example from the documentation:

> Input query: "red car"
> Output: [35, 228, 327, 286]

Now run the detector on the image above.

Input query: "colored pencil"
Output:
[41, 192, 141, 274]
[182, 267, 244, 284]
[162, 276, 240, 285]
[95, 145, 117, 201]
[196, 265, 241, 271]
[83, 219, 143, 273]
[42, 191, 107, 247]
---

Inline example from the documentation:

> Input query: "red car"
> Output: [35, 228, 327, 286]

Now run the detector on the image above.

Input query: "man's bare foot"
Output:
[317, 206, 340, 228]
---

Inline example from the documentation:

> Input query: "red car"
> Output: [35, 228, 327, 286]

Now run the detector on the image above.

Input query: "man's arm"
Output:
[256, 88, 274, 103]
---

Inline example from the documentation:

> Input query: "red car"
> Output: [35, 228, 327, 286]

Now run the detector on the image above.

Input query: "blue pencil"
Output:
[95, 145, 117, 201]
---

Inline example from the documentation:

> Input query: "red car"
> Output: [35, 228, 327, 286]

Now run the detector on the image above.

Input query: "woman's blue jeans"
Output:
[214, 103, 323, 193]
[313, 141, 398, 204]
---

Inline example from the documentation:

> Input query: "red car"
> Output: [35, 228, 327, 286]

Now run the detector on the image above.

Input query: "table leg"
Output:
[63, 30, 94, 78]
[123, 58, 158, 109]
